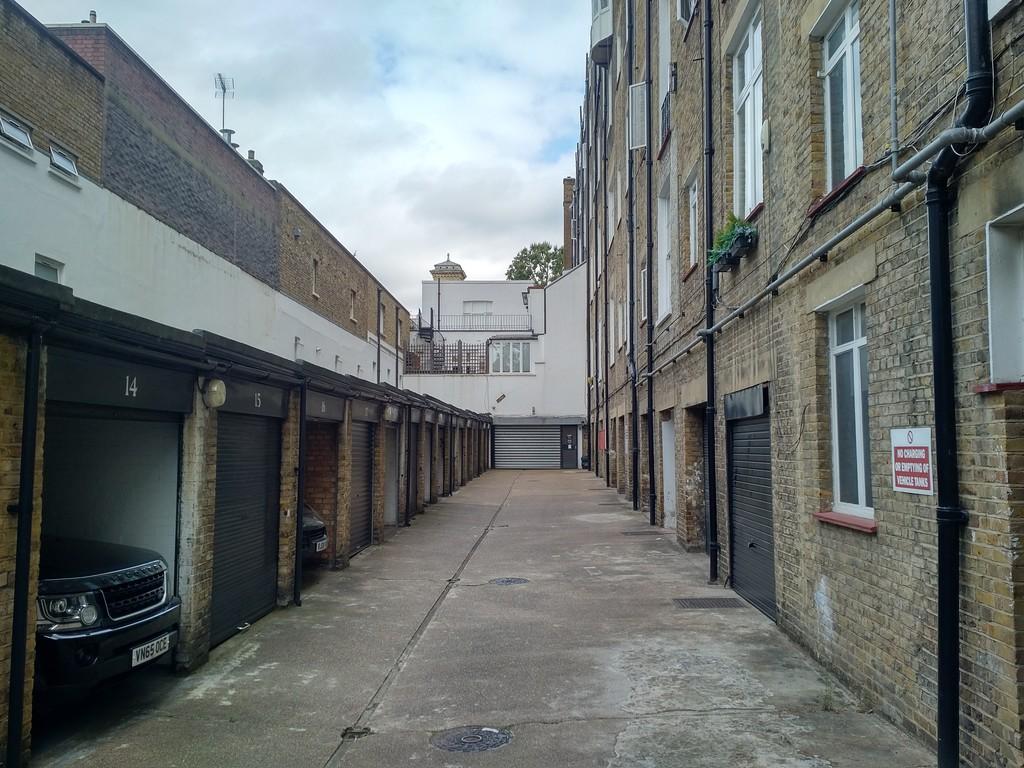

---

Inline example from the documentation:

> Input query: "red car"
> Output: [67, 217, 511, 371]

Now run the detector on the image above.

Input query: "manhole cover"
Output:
[673, 597, 746, 609]
[489, 577, 529, 585]
[431, 726, 513, 753]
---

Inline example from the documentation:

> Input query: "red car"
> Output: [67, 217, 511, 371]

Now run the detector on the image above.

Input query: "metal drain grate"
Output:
[673, 597, 746, 609]
[621, 530, 667, 535]
[431, 726, 513, 753]
[489, 577, 529, 586]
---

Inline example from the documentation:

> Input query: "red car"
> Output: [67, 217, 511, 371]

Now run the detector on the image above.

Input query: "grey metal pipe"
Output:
[889, 0, 899, 174]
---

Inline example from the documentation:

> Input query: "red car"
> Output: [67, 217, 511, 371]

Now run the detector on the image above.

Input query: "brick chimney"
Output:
[246, 149, 264, 176]
[562, 177, 575, 270]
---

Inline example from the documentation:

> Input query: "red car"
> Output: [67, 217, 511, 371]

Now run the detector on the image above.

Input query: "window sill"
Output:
[806, 166, 866, 220]
[0, 137, 36, 164]
[973, 381, 1024, 394]
[48, 166, 82, 189]
[656, 312, 672, 329]
[682, 262, 700, 282]
[813, 509, 877, 534]
[744, 202, 764, 223]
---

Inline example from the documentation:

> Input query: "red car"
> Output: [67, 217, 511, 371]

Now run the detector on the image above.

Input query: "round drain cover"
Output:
[431, 726, 512, 753]
[488, 577, 529, 586]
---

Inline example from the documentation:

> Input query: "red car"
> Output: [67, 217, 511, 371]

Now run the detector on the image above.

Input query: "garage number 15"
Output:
[124, 375, 139, 398]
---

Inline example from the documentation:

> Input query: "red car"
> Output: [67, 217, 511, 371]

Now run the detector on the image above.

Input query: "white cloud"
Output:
[22, 0, 588, 310]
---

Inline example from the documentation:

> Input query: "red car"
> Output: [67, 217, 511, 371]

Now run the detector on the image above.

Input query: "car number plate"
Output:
[131, 633, 171, 667]
[315, 539, 328, 552]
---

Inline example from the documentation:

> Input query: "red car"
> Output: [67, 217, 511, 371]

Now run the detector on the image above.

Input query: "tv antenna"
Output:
[214, 73, 235, 132]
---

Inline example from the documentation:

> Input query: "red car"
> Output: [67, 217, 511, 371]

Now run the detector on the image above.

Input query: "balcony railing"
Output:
[436, 314, 532, 332]
[405, 340, 489, 375]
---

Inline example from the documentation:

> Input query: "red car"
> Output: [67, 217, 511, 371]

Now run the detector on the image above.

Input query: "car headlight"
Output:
[36, 592, 101, 631]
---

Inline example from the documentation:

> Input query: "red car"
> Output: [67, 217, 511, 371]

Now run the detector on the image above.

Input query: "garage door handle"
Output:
[748, 541, 756, 549]
[236, 622, 251, 632]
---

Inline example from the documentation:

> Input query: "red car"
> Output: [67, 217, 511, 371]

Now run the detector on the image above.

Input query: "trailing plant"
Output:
[707, 213, 758, 266]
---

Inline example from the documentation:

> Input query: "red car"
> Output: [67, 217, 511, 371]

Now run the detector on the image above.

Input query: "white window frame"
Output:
[678, 0, 695, 23]
[629, 82, 648, 150]
[828, 301, 873, 517]
[490, 340, 533, 375]
[732, 10, 764, 216]
[656, 178, 672, 322]
[312, 258, 320, 299]
[688, 177, 699, 269]
[49, 145, 79, 177]
[0, 112, 33, 151]
[462, 300, 494, 316]
[640, 266, 649, 322]
[34, 254, 63, 284]
[822, 1, 863, 190]
[349, 289, 357, 321]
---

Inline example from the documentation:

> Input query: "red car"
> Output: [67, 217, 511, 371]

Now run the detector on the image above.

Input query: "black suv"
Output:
[35, 537, 181, 688]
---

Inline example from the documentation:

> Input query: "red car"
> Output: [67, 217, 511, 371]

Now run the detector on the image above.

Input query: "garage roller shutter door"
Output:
[212, 413, 281, 647]
[493, 425, 561, 469]
[728, 415, 776, 621]
[349, 422, 374, 556]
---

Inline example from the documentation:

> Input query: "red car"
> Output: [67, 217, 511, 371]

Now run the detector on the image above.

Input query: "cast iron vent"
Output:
[430, 726, 512, 753]
[621, 530, 667, 535]
[673, 597, 746, 609]
[489, 577, 529, 586]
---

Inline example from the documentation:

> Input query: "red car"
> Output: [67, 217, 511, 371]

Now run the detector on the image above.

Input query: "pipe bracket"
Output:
[936, 505, 968, 526]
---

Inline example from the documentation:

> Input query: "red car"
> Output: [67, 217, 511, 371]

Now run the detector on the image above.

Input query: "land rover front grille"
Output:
[101, 566, 166, 621]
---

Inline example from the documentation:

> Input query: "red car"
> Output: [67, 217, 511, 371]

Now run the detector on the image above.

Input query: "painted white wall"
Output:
[0, 144, 398, 383]
[420, 279, 536, 329]
[661, 417, 677, 530]
[406, 265, 587, 419]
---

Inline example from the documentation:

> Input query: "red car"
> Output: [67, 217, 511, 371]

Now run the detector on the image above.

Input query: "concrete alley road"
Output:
[33, 470, 931, 767]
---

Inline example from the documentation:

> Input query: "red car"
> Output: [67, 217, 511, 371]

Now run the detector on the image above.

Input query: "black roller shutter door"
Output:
[349, 421, 374, 556]
[212, 413, 281, 646]
[408, 423, 419, 518]
[493, 425, 561, 469]
[728, 415, 776, 620]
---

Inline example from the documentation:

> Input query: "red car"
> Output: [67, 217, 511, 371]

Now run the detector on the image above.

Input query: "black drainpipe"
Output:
[626, 0, 640, 510]
[644, 0, 657, 526]
[602, 66, 611, 488]
[702, 0, 719, 580]
[927, 4, 991, 766]
[6, 328, 43, 768]
[585, 141, 593, 474]
[294, 381, 307, 607]
[593, 64, 602, 479]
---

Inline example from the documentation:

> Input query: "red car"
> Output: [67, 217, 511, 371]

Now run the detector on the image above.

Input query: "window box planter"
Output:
[708, 217, 758, 274]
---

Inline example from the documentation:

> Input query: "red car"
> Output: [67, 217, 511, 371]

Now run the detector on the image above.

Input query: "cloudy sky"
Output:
[22, 0, 588, 311]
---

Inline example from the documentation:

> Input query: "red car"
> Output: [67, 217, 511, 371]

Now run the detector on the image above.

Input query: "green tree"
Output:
[505, 242, 565, 286]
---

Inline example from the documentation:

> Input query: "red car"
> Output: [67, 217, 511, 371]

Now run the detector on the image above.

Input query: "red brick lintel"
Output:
[813, 509, 878, 534]
[973, 382, 1024, 394]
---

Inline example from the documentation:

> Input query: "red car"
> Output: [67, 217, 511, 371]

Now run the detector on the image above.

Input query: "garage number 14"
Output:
[124, 375, 138, 398]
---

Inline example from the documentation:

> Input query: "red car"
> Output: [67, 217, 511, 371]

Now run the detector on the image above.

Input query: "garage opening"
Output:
[383, 425, 399, 527]
[304, 391, 345, 568]
[408, 421, 420, 518]
[35, 347, 193, 700]
[493, 424, 561, 469]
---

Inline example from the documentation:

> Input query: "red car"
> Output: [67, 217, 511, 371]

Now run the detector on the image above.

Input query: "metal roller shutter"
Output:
[212, 413, 281, 646]
[349, 422, 374, 556]
[728, 415, 776, 620]
[493, 425, 561, 469]
[408, 423, 419, 518]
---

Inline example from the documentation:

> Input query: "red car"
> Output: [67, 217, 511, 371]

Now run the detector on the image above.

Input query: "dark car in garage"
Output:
[302, 505, 329, 560]
[35, 537, 181, 688]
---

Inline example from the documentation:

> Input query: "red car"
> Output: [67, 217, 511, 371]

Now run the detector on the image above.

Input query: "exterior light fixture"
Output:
[202, 378, 227, 409]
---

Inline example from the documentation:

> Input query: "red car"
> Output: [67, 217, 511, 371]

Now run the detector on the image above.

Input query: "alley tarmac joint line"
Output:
[322, 472, 522, 768]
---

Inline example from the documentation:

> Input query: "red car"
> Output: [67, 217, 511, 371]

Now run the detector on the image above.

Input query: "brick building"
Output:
[0, 2, 488, 764]
[575, 0, 1024, 765]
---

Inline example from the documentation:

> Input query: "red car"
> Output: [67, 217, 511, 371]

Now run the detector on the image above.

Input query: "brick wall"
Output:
[0, 3, 104, 179]
[49, 24, 280, 289]
[333, 411, 352, 567]
[276, 392, 299, 605]
[176, 383, 217, 671]
[0, 334, 44, 760]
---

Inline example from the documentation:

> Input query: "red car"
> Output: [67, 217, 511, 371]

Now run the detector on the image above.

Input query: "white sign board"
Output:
[891, 428, 933, 495]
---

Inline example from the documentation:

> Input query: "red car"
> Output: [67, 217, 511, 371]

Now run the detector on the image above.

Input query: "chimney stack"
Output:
[89, 10, 96, 22]
[246, 149, 264, 176]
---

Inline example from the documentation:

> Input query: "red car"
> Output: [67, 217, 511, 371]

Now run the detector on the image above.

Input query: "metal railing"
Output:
[661, 91, 671, 149]
[405, 340, 489, 374]
[436, 314, 532, 332]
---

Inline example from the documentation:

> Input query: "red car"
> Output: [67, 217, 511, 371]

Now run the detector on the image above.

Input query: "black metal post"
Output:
[626, 0, 640, 510]
[701, 0, 719, 582]
[644, 0, 657, 526]
[6, 329, 43, 768]
[294, 382, 307, 606]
